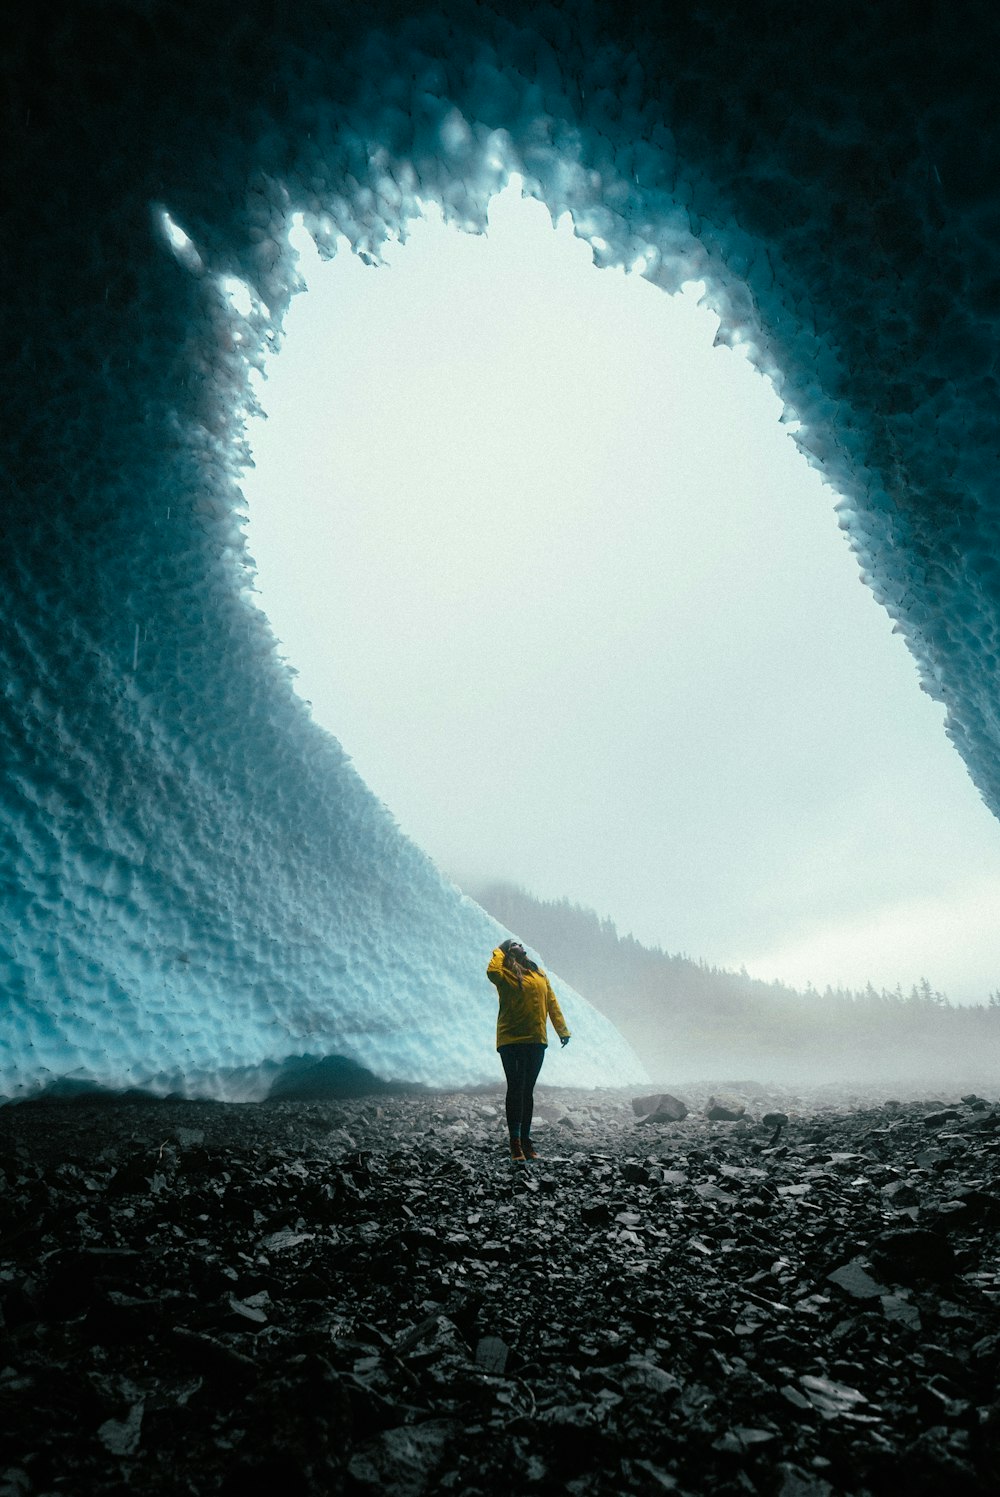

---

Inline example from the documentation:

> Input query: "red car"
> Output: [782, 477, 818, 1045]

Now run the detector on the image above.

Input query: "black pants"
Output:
[498, 1043, 546, 1139]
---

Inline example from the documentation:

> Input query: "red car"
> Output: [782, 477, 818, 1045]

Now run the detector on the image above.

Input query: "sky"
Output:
[241, 179, 1000, 1003]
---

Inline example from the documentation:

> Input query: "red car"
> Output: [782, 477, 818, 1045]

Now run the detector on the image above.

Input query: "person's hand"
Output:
[560, 1035, 571, 1047]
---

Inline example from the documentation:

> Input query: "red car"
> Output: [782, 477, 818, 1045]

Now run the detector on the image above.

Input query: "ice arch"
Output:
[3, 1, 999, 1099]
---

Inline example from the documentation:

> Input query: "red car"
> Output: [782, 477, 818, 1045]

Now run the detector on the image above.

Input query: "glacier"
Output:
[3, 0, 1000, 1100]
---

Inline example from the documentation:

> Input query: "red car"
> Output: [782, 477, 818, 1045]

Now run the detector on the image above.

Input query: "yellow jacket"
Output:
[487, 948, 571, 1049]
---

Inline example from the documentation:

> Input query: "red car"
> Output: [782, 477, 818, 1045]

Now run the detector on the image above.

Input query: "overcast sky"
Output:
[241, 179, 1000, 1002]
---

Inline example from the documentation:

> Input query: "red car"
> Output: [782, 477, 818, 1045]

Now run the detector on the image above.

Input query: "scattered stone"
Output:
[4, 1085, 1000, 1495]
[915, 1146, 952, 1167]
[97, 1399, 144, 1457]
[798, 1374, 869, 1418]
[777, 1463, 834, 1497]
[632, 1093, 688, 1122]
[826, 1260, 886, 1299]
[225, 1295, 269, 1328]
[260, 1229, 315, 1252]
[475, 1335, 508, 1374]
[881, 1293, 921, 1331]
[880, 1179, 921, 1207]
[870, 1228, 955, 1285]
[629, 1459, 678, 1490]
[170, 1326, 257, 1385]
[713, 1427, 777, 1452]
[694, 1182, 738, 1204]
[780, 1384, 814, 1412]
[621, 1160, 651, 1183]
[348, 1420, 457, 1496]
[705, 1096, 746, 1122]
[623, 1357, 681, 1397]
[922, 1109, 960, 1129]
[580, 1200, 612, 1226]
[659, 1168, 689, 1186]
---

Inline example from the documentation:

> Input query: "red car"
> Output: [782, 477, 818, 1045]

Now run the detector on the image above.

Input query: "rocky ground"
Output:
[1, 1081, 999, 1496]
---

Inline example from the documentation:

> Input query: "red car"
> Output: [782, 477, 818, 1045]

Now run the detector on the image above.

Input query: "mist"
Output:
[244, 181, 1000, 1007]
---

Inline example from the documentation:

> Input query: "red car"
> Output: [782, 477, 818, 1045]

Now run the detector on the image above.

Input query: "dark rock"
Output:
[287, 1271, 331, 1301]
[761, 1112, 789, 1129]
[107, 1152, 161, 1195]
[348, 1420, 458, 1497]
[880, 1179, 921, 1207]
[880, 1292, 921, 1330]
[950, 1187, 1000, 1223]
[475, 1335, 509, 1374]
[925, 1200, 970, 1231]
[85, 1289, 167, 1343]
[170, 1326, 257, 1386]
[915, 1146, 952, 1167]
[41, 1247, 144, 1318]
[580, 1201, 612, 1226]
[632, 1093, 688, 1122]
[621, 1161, 650, 1184]
[776, 1463, 834, 1496]
[922, 1109, 960, 1129]
[0, 1278, 39, 1330]
[826, 1259, 886, 1299]
[5, 1085, 1000, 1497]
[713, 1426, 777, 1453]
[870, 1228, 956, 1284]
[659, 1168, 689, 1186]
[97, 1399, 145, 1457]
[798, 1373, 870, 1418]
[705, 1100, 746, 1122]
[694, 1182, 738, 1204]
[223, 1293, 269, 1329]
[915, 1375, 971, 1423]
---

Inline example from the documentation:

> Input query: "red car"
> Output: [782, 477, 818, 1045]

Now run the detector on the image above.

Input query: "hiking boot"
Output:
[510, 1139, 526, 1163]
[522, 1139, 539, 1160]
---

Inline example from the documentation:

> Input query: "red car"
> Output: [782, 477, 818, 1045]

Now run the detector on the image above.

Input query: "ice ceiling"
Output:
[3, 1, 999, 1100]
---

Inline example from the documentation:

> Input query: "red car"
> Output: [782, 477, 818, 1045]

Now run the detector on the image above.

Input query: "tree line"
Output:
[472, 881, 1000, 1087]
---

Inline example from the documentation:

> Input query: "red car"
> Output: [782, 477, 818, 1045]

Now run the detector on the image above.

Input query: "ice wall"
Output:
[3, 1, 999, 1099]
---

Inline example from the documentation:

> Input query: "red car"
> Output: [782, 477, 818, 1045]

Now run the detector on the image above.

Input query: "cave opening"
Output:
[232, 171, 1000, 1001]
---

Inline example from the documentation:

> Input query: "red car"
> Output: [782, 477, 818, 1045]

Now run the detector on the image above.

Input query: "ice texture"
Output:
[3, 2, 999, 1098]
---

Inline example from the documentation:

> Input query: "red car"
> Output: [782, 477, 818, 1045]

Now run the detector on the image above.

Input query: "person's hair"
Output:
[499, 937, 540, 985]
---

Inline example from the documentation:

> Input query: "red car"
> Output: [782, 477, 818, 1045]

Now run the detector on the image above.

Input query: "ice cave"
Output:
[3, 1, 999, 1101]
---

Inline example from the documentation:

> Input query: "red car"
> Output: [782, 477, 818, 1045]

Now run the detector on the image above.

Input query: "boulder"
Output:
[631, 1093, 688, 1122]
[870, 1228, 955, 1285]
[705, 1096, 746, 1122]
[826, 1259, 886, 1300]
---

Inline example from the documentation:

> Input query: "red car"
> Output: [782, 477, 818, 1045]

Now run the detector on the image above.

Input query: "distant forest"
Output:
[471, 881, 1000, 1088]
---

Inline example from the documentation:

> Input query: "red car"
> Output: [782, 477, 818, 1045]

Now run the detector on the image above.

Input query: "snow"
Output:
[3, 2, 999, 1097]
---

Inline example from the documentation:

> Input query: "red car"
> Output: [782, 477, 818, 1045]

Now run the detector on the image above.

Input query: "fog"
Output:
[243, 179, 1000, 1005]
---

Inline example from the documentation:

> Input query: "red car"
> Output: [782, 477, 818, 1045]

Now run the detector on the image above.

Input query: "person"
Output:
[487, 937, 571, 1162]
